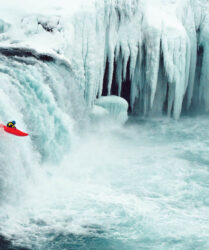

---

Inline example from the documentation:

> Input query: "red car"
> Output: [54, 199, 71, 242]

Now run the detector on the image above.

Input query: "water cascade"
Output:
[0, 0, 209, 249]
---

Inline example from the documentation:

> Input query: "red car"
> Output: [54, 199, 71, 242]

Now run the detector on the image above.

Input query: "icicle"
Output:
[128, 41, 138, 110]
[161, 34, 175, 85]
[98, 61, 105, 98]
[186, 39, 197, 110]
[183, 6, 197, 110]
[107, 47, 114, 95]
[129, 41, 138, 80]
[145, 35, 161, 108]
[105, 5, 120, 96]
[161, 22, 189, 119]
[116, 48, 123, 96]
[199, 44, 209, 110]
[121, 40, 130, 81]
[167, 83, 175, 117]
[151, 60, 168, 116]
[173, 37, 188, 119]
[130, 48, 140, 111]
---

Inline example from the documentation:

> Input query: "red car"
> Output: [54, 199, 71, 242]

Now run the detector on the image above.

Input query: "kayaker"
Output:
[7, 121, 16, 128]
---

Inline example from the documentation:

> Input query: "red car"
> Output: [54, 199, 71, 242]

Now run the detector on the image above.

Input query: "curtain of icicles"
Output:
[74, 0, 209, 119]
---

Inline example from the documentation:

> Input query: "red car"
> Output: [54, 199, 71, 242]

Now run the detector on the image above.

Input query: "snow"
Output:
[0, 0, 209, 118]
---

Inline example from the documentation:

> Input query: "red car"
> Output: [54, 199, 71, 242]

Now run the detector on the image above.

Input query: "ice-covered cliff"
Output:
[1, 0, 209, 118]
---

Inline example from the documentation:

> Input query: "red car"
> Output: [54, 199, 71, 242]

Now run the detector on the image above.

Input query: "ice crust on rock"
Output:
[1, 0, 209, 118]
[95, 95, 128, 124]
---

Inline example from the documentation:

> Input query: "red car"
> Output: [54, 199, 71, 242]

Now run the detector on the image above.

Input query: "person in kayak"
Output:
[7, 121, 16, 128]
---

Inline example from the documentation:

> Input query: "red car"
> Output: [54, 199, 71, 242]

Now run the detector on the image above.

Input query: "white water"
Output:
[1, 0, 209, 249]
[1, 114, 209, 249]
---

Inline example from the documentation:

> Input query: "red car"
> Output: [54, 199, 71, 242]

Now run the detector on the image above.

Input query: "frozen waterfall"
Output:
[1, 0, 209, 118]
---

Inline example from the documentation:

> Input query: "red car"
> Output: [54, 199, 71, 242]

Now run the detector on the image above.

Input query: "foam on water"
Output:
[1, 116, 209, 249]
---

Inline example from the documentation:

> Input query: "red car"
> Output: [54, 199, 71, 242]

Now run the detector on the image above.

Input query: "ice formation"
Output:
[0, 0, 209, 119]
[95, 95, 128, 124]
[89, 105, 109, 122]
[1, 1, 209, 249]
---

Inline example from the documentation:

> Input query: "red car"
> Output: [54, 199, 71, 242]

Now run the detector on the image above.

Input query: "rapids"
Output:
[1, 1, 209, 248]
[0, 115, 209, 249]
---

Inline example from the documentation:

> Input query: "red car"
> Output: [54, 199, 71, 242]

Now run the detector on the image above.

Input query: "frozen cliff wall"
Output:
[1, 0, 209, 118]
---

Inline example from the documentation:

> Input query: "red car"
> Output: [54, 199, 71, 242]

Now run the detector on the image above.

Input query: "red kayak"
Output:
[0, 124, 28, 137]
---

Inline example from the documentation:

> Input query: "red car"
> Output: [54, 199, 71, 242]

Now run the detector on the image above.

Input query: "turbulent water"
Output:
[0, 114, 209, 250]
[1, 1, 209, 249]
